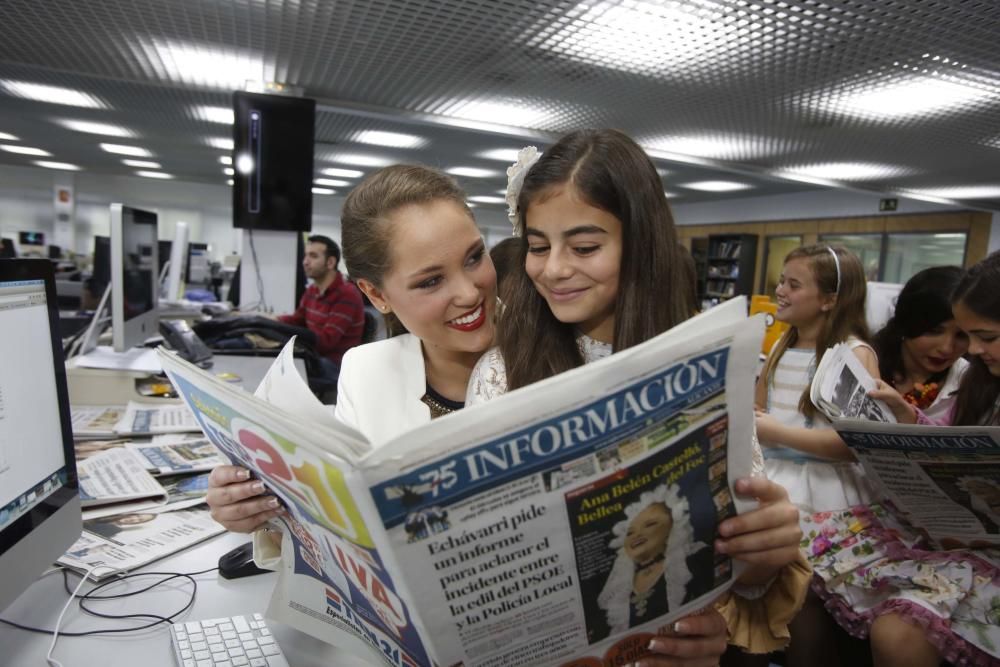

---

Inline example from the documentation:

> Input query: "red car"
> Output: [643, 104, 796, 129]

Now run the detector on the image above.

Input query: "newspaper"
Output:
[57, 507, 224, 579]
[114, 401, 202, 435]
[71, 405, 126, 439]
[834, 419, 1000, 548]
[810, 342, 895, 423]
[158, 297, 764, 667]
[128, 434, 226, 475]
[77, 446, 211, 520]
[78, 447, 169, 518]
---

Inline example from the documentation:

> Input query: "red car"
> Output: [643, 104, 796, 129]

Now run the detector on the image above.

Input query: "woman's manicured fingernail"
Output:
[673, 621, 688, 634]
[253, 481, 265, 493]
[237, 469, 250, 479]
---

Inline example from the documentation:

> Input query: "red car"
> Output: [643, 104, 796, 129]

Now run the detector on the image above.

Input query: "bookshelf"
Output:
[689, 237, 709, 303]
[704, 233, 758, 302]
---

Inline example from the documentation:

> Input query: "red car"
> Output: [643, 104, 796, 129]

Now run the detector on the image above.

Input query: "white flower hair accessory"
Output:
[597, 483, 707, 635]
[505, 146, 541, 230]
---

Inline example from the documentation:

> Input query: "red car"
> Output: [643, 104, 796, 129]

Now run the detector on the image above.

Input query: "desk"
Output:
[67, 353, 307, 405]
[0, 531, 379, 667]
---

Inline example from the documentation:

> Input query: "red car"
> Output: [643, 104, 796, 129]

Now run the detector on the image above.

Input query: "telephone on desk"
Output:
[159, 319, 214, 368]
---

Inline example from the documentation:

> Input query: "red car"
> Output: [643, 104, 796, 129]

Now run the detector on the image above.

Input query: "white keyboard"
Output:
[169, 613, 290, 667]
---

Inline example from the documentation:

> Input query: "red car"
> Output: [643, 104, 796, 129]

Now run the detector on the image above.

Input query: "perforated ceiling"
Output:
[0, 0, 997, 210]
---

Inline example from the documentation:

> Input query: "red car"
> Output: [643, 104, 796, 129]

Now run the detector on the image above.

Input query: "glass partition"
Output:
[818, 233, 883, 281]
[881, 232, 967, 284]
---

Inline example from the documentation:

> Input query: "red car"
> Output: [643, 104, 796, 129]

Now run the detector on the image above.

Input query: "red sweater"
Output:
[278, 271, 364, 363]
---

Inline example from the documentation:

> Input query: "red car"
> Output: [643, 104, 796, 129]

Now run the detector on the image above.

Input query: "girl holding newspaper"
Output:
[753, 244, 880, 515]
[870, 266, 969, 422]
[207, 164, 731, 666]
[467, 129, 811, 658]
[797, 253, 1000, 667]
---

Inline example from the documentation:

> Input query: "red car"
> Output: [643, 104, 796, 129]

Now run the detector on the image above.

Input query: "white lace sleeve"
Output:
[466, 347, 509, 406]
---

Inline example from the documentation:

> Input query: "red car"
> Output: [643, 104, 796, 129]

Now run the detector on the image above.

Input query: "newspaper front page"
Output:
[835, 420, 1000, 548]
[57, 507, 224, 579]
[158, 298, 764, 667]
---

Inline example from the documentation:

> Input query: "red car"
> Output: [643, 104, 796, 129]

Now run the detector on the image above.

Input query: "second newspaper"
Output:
[158, 297, 764, 667]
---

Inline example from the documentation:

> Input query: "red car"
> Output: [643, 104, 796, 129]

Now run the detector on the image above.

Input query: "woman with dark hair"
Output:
[871, 266, 968, 420]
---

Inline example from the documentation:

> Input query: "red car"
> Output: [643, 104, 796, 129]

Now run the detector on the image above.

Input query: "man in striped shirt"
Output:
[278, 235, 364, 384]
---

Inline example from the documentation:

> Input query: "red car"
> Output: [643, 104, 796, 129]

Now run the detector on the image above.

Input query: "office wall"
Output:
[1, 162, 995, 265]
[0, 164, 514, 261]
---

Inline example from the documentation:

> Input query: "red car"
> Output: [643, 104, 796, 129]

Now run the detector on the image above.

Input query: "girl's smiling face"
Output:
[774, 256, 834, 328]
[524, 184, 623, 344]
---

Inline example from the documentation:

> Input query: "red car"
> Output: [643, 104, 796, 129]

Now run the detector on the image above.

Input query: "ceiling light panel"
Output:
[326, 153, 394, 168]
[782, 162, 913, 181]
[205, 137, 234, 151]
[467, 195, 506, 204]
[137, 39, 272, 90]
[123, 159, 161, 168]
[447, 167, 499, 178]
[320, 167, 364, 178]
[100, 143, 152, 157]
[645, 134, 779, 160]
[0, 132, 19, 141]
[0, 80, 105, 108]
[813, 75, 994, 120]
[56, 119, 136, 138]
[136, 170, 174, 179]
[526, 1, 749, 76]
[678, 180, 753, 192]
[435, 99, 555, 129]
[910, 185, 1000, 200]
[353, 130, 427, 149]
[1, 145, 51, 156]
[312, 187, 336, 195]
[478, 148, 525, 162]
[34, 161, 81, 171]
[191, 105, 235, 124]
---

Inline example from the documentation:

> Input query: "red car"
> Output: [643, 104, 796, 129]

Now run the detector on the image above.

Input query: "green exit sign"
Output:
[879, 198, 898, 211]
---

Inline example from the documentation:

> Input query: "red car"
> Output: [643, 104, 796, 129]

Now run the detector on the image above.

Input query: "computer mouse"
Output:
[218, 541, 270, 579]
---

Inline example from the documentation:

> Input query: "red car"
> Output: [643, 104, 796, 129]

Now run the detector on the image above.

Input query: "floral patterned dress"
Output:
[802, 499, 1000, 664]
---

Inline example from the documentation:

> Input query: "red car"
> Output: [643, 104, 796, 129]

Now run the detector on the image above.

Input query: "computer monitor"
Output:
[157, 240, 173, 275]
[91, 235, 111, 286]
[0, 259, 81, 612]
[18, 231, 44, 246]
[109, 204, 159, 352]
[186, 242, 210, 285]
[0, 238, 15, 259]
[163, 222, 188, 302]
[47, 245, 62, 260]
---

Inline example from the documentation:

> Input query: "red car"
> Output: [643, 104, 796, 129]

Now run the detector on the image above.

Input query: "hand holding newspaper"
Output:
[832, 419, 1000, 548]
[810, 342, 896, 423]
[157, 298, 764, 667]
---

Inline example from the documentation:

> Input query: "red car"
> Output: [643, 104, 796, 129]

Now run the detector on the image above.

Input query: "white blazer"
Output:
[334, 333, 433, 448]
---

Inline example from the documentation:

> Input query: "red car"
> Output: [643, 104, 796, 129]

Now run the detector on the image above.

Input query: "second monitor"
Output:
[109, 204, 159, 352]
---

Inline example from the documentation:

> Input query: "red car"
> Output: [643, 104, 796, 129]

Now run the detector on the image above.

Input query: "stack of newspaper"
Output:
[59, 411, 227, 577]
[156, 298, 766, 667]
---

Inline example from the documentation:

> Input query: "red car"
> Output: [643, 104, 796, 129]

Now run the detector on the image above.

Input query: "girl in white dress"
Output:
[754, 244, 880, 515]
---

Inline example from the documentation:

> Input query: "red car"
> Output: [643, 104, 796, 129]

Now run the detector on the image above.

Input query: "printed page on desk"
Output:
[357, 298, 762, 667]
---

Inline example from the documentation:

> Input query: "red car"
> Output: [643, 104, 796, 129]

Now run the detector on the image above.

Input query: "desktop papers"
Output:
[72, 402, 202, 437]
[74, 345, 161, 373]
[159, 298, 764, 667]
[57, 508, 224, 579]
